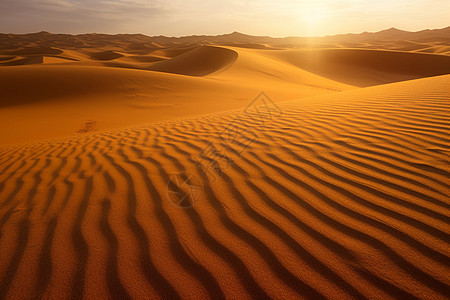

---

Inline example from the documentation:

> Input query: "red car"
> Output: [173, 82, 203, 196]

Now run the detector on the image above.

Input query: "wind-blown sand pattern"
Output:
[0, 72, 449, 299]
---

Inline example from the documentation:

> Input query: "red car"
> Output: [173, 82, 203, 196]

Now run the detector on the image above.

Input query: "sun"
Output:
[303, 6, 328, 34]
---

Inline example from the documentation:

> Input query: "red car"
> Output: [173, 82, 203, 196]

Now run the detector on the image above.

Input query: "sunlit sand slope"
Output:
[148, 46, 238, 76]
[0, 75, 448, 299]
[262, 48, 450, 87]
[0, 52, 354, 145]
[3, 44, 449, 145]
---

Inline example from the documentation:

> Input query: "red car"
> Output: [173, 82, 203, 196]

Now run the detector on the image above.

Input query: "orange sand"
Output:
[0, 32, 449, 299]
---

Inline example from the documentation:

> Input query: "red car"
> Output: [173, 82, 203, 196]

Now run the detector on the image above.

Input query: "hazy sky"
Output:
[1, 0, 449, 37]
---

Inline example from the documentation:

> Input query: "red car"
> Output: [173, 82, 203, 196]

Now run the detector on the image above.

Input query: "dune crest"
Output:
[149, 46, 238, 76]
[89, 50, 124, 61]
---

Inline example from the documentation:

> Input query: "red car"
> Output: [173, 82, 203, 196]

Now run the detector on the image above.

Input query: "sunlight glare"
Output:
[303, 6, 328, 35]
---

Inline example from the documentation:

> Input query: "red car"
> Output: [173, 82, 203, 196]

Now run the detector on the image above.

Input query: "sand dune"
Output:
[89, 50, 124, 61]
[0, 30, 449, 299]
[2, 31, 449, 87]
[0, 56, 15, 61]
[148, 46, 238, 76]
[262, 48, 450, 86]
[415, 45, 450, 55]
[126, 42, 164, 54]
[0, 74, 448, 299]
[122, 55, 166, 63]
[42, 56, 78, 64]
[0, 46, 360, 145]
[0, 56, 43, 66]
[2, 47, 63, 56]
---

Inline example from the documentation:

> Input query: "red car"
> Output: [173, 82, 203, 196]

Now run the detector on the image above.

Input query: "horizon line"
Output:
[2, 25, 449, 39]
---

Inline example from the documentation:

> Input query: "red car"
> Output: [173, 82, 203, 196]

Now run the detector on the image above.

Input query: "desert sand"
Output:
[0, 30, 449, 299]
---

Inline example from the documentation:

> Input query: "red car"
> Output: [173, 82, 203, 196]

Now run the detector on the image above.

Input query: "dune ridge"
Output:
[0, 75, 448, 299]
[149, 46, 238, 76]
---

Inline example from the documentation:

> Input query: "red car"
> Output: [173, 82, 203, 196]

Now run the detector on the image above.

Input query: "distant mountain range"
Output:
[323, 27, 450, 42]
[1, 26, 449, 49]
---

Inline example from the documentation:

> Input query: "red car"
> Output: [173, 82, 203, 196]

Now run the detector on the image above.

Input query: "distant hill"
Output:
[0, 26, 449, 50]
[324, 26, 450, 42]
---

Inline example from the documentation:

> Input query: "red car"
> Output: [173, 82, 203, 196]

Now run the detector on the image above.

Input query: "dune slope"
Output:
[0, 75, 448, 299]
[148, 46, 238, 76]
[263, 48, 450, 87]
[0, 52, 354, 145]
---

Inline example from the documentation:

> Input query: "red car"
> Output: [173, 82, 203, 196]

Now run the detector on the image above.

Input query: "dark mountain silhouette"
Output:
[0, 26, 449, 50]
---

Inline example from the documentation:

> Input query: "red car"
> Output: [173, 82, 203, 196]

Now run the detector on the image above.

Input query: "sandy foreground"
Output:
[0, 34, 449, 299]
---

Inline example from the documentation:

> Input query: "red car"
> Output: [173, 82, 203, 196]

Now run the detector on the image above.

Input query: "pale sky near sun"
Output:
[0, 0, 449, 37]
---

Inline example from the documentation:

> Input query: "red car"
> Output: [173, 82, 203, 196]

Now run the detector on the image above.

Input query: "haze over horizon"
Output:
[3, 25, 450, 39]
[1, 0, 449, 37]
